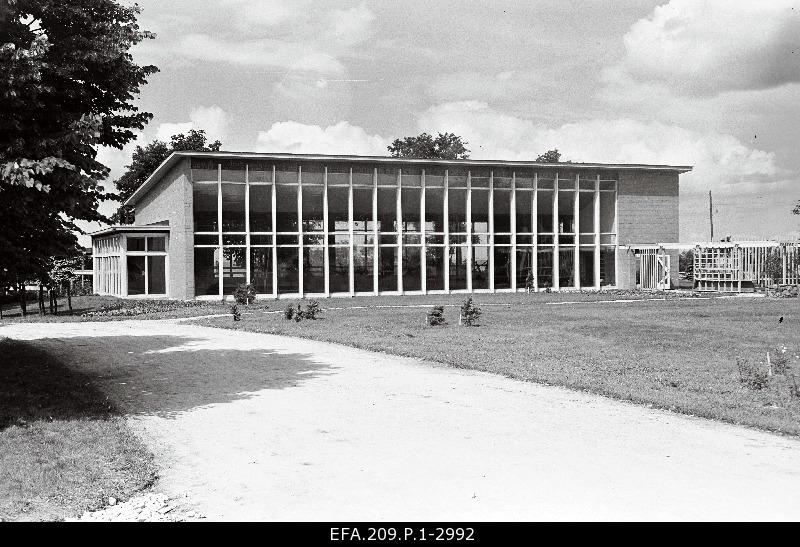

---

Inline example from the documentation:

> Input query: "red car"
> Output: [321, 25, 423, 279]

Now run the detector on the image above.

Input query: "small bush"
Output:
[426, 305, 446, 326]
[460, 297, 482, 326]
[768, 346, 791, 375]
[305, 300, 322, 320]
[524, 270, 535, 293]
[737, 358, 769, 390]
[284, 304, 295, 320]
[233, 283, 256, 305]
[230, 304, 241, 321]
[294, 304, 305, 322]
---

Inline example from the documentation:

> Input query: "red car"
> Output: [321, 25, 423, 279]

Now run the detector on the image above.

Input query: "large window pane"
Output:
[600, 192, 616, 233]
[222, 248, 246, 294]
[537, 190, 553, 233]
[276, 185, 298, 232]
[401, 167, 421, 187]
[471, 190, 489, 233]
[221, 184, 245, 232]
[127, 256, 145, 295]
[194, 247, 219, 296]
[249, 185, 272, 232]
[302, 186, 324, 232]
[425, 187, 444, 233]
[402, 247, 422, 291]
[303, 247, 325, 293]
[601, 248, 616, 286]
[558, 191, 575, 234]
[277, 248, 299, 293]
[328, 247, 350, 292]
[147, 255, 166, 294]
[193, 184, 218, 232]
[448, 188, 467, 232]
[147, 237, 165, 252]
[515, 190, 533, 233]
[472, 246, 490, 289]
[579, 249, 595, 288]
[328, 186, 349, 232]
[426, 246, 445, 291]
[353, 246, 374, 292]
[516, 247, 533, 288]
[378, 247, 398, 291]
[494, 247, 511, 289]
[352, 165, 373, 186]
[250, 247, 273, 294]
[449, 246, 467, 290]
[401, 188, 421, 231]
[537, 248, 554, 289]
[377, 187, 397, 232]
[579, 192, 594, 233]
[559, 248, 575, 288]
[493, 190, 511, 233]
[353, 187, 373, 231]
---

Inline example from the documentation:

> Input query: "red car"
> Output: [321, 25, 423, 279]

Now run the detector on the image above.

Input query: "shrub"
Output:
[737, 358, 769, 390]
[284, 304, 295, 320]
[233, 283, 256, 305]
[768, 346, 791, 375]
[305, 300, 322, 320]
[524, 270, 535, 292]
[231, 304, 241, 321]
[293, 304, 305, 322]
[426, 305, 446, 326]
[459, 297, 482, 326]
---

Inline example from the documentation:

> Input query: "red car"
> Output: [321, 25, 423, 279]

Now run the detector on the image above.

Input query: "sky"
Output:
[84, 0, 800, 245]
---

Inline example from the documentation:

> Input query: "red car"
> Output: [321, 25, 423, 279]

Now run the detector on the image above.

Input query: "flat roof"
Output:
[89, 225, 170, 238]
[125, 150, 693, 206]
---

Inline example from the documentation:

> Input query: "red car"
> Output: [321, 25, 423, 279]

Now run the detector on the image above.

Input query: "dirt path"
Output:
[3, 319, 800, 521]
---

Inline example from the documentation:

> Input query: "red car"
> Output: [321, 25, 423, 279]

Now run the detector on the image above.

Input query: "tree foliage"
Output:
[534, 149, 562, 163]
[387, 132, 470, 160]
[0, 0, 156, 289]
[112, 129, 222, 223]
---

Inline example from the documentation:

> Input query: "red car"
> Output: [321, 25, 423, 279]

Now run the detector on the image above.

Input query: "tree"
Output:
[0, 0, 156, 295]
[112, 129, 222, 223]
[387, 132, 470, 160]
[535, 149, 562, 163]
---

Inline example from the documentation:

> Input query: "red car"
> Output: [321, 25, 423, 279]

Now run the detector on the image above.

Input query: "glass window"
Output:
[353, 187, 373, 231]
[472, 246, 490, 289]
[425, 187, 444, 233]
[515, 172, 534, 189]
[448, 167, 468, 188]
[249, 185, 272, 232]
[353, 246, 374, 292]
[222, 248, 246, 295]
[302, 185, 324, 232]
[559, 248, 575, 288]
[579, 192, 595, 233]
[493, 169, 513, 189]
[191, 163, 217, 183]
[303, 247, 325, 293]
[127, 256, 145, 295]
[449, 246, 468, 290]
[401, 167, 421, 187]
[425, 167, 445, 187]
[579, 248, 595, 288]
[378, 247, 398, 291]
[194, 247, 219, 296]
[221, 162, 246, 183]
[221, 184, 245, 232]
[275, 164, 298, 184]
[494, 247, 512, 289]
[276, 247, 299, 293]
[558, 191, 575, 234]
[328, 247, 350, 293]
[493, 189, 511, 233]
[301, 164, 324, 185]
[426, 246, 445, 291]
[471, 170, 490, 188]
[250, 247, 273, 294]
[471, 190, 489, 233]
[402, 247, 422, 291]
[193, 184, 218, 232]
[327, 165, 349, 185]
[276, 185, 298, 232]
[448, 189, 467, 232]
[327, 186, 349, 232]
[377, 166, 397, 186]
[127, 238, 145, 252]
[377, 187, 397, 232]
[147, 237, 165, 252]
[401, 187, 421, 231]
[516, 247, 534, 288]
[249, 162, 272, 183]
[194, 234, 218, 246]
[601, 248, 616, 286]
[537, 190, 553, 233]
[352, 165, 373, 186]
[515, 190, 532, 233]
[148, 255, 166, 294]
[600, 192, 616, 233]
[537, 248, 554, 289]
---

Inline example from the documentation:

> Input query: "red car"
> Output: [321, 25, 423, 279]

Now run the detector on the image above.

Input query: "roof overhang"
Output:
[89, 225, 170, 239]
[125, 150, 694, 207]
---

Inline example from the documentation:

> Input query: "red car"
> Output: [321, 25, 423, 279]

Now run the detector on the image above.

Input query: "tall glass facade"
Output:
[191, 158, 618, 298]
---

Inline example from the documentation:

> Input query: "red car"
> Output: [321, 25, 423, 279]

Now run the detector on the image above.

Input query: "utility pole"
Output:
[709, 190, 714, 242]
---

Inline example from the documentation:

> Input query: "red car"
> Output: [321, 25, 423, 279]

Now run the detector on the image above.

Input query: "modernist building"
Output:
[91, 152, 690, 299]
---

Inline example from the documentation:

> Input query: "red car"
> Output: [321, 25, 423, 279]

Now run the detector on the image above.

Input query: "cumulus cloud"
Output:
[605, 0, 800, 96]
[417, 101, 778, 194]
[153, 105, 229, 143]
[429, 71, 543, 102]
[255, 121, 388, 156]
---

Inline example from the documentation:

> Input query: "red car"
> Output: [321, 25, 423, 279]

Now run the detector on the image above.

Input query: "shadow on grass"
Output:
[0, 335, 331, 423]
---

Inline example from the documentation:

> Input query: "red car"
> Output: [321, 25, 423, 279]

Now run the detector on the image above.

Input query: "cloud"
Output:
[188, 105, 228, 142]
[417, 101, 778, 194]
[329, 3, 376, 47]
[255, 121, 388, 155]
[605, 0, 800, 96]
[428, 71, 543, 102]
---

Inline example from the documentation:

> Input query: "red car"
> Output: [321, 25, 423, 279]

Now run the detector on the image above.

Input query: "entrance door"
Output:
[638, 252, 670, 290]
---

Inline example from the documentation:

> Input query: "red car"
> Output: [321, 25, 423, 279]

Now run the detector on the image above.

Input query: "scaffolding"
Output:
[693, 241, 800, 292]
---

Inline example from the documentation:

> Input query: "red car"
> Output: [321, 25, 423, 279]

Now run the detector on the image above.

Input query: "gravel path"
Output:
[4, 319, 800, 521]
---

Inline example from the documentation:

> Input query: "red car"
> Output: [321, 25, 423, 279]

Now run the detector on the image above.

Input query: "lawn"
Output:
[0, 339, 156, 521]
[195, 294, 800, 435]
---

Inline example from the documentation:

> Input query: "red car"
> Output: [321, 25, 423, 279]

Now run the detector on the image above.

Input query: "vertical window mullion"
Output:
[323, 166, 330, 296]
[574, 173, 580, 290]
[298, 165, 303, 296]
[217, 163, 223, 300]
[443, 169, 449, 292]
[396, 168, 403, 293]
[271, 165, 277, 299]
[532, 172, 538, 292]
[420, 169, 427, 294]
[348, 168, 355, 295]
[466, 170, 473, 292]
[245, 164, 251, 286]
[594, 174, 601, 289]
[372, 168, 378, 295]
[511, 172, 517, 291]
[489, 171, 495, 292]
[553, 173, 559, 290]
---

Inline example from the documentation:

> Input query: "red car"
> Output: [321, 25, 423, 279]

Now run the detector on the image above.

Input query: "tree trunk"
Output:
[19, 283, 27, 317]
[39, 284, 45, 315]
[52, 289, 59, 316]
[67, 283, 73, 315]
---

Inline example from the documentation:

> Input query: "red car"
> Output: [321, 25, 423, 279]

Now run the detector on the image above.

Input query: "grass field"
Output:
[0, 339, 156, 521]
[195, 294, 800, 435]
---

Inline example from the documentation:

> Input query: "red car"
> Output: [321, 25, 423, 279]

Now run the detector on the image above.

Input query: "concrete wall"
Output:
[134, 158, 193, 299]
[617, 171, 679, 245]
